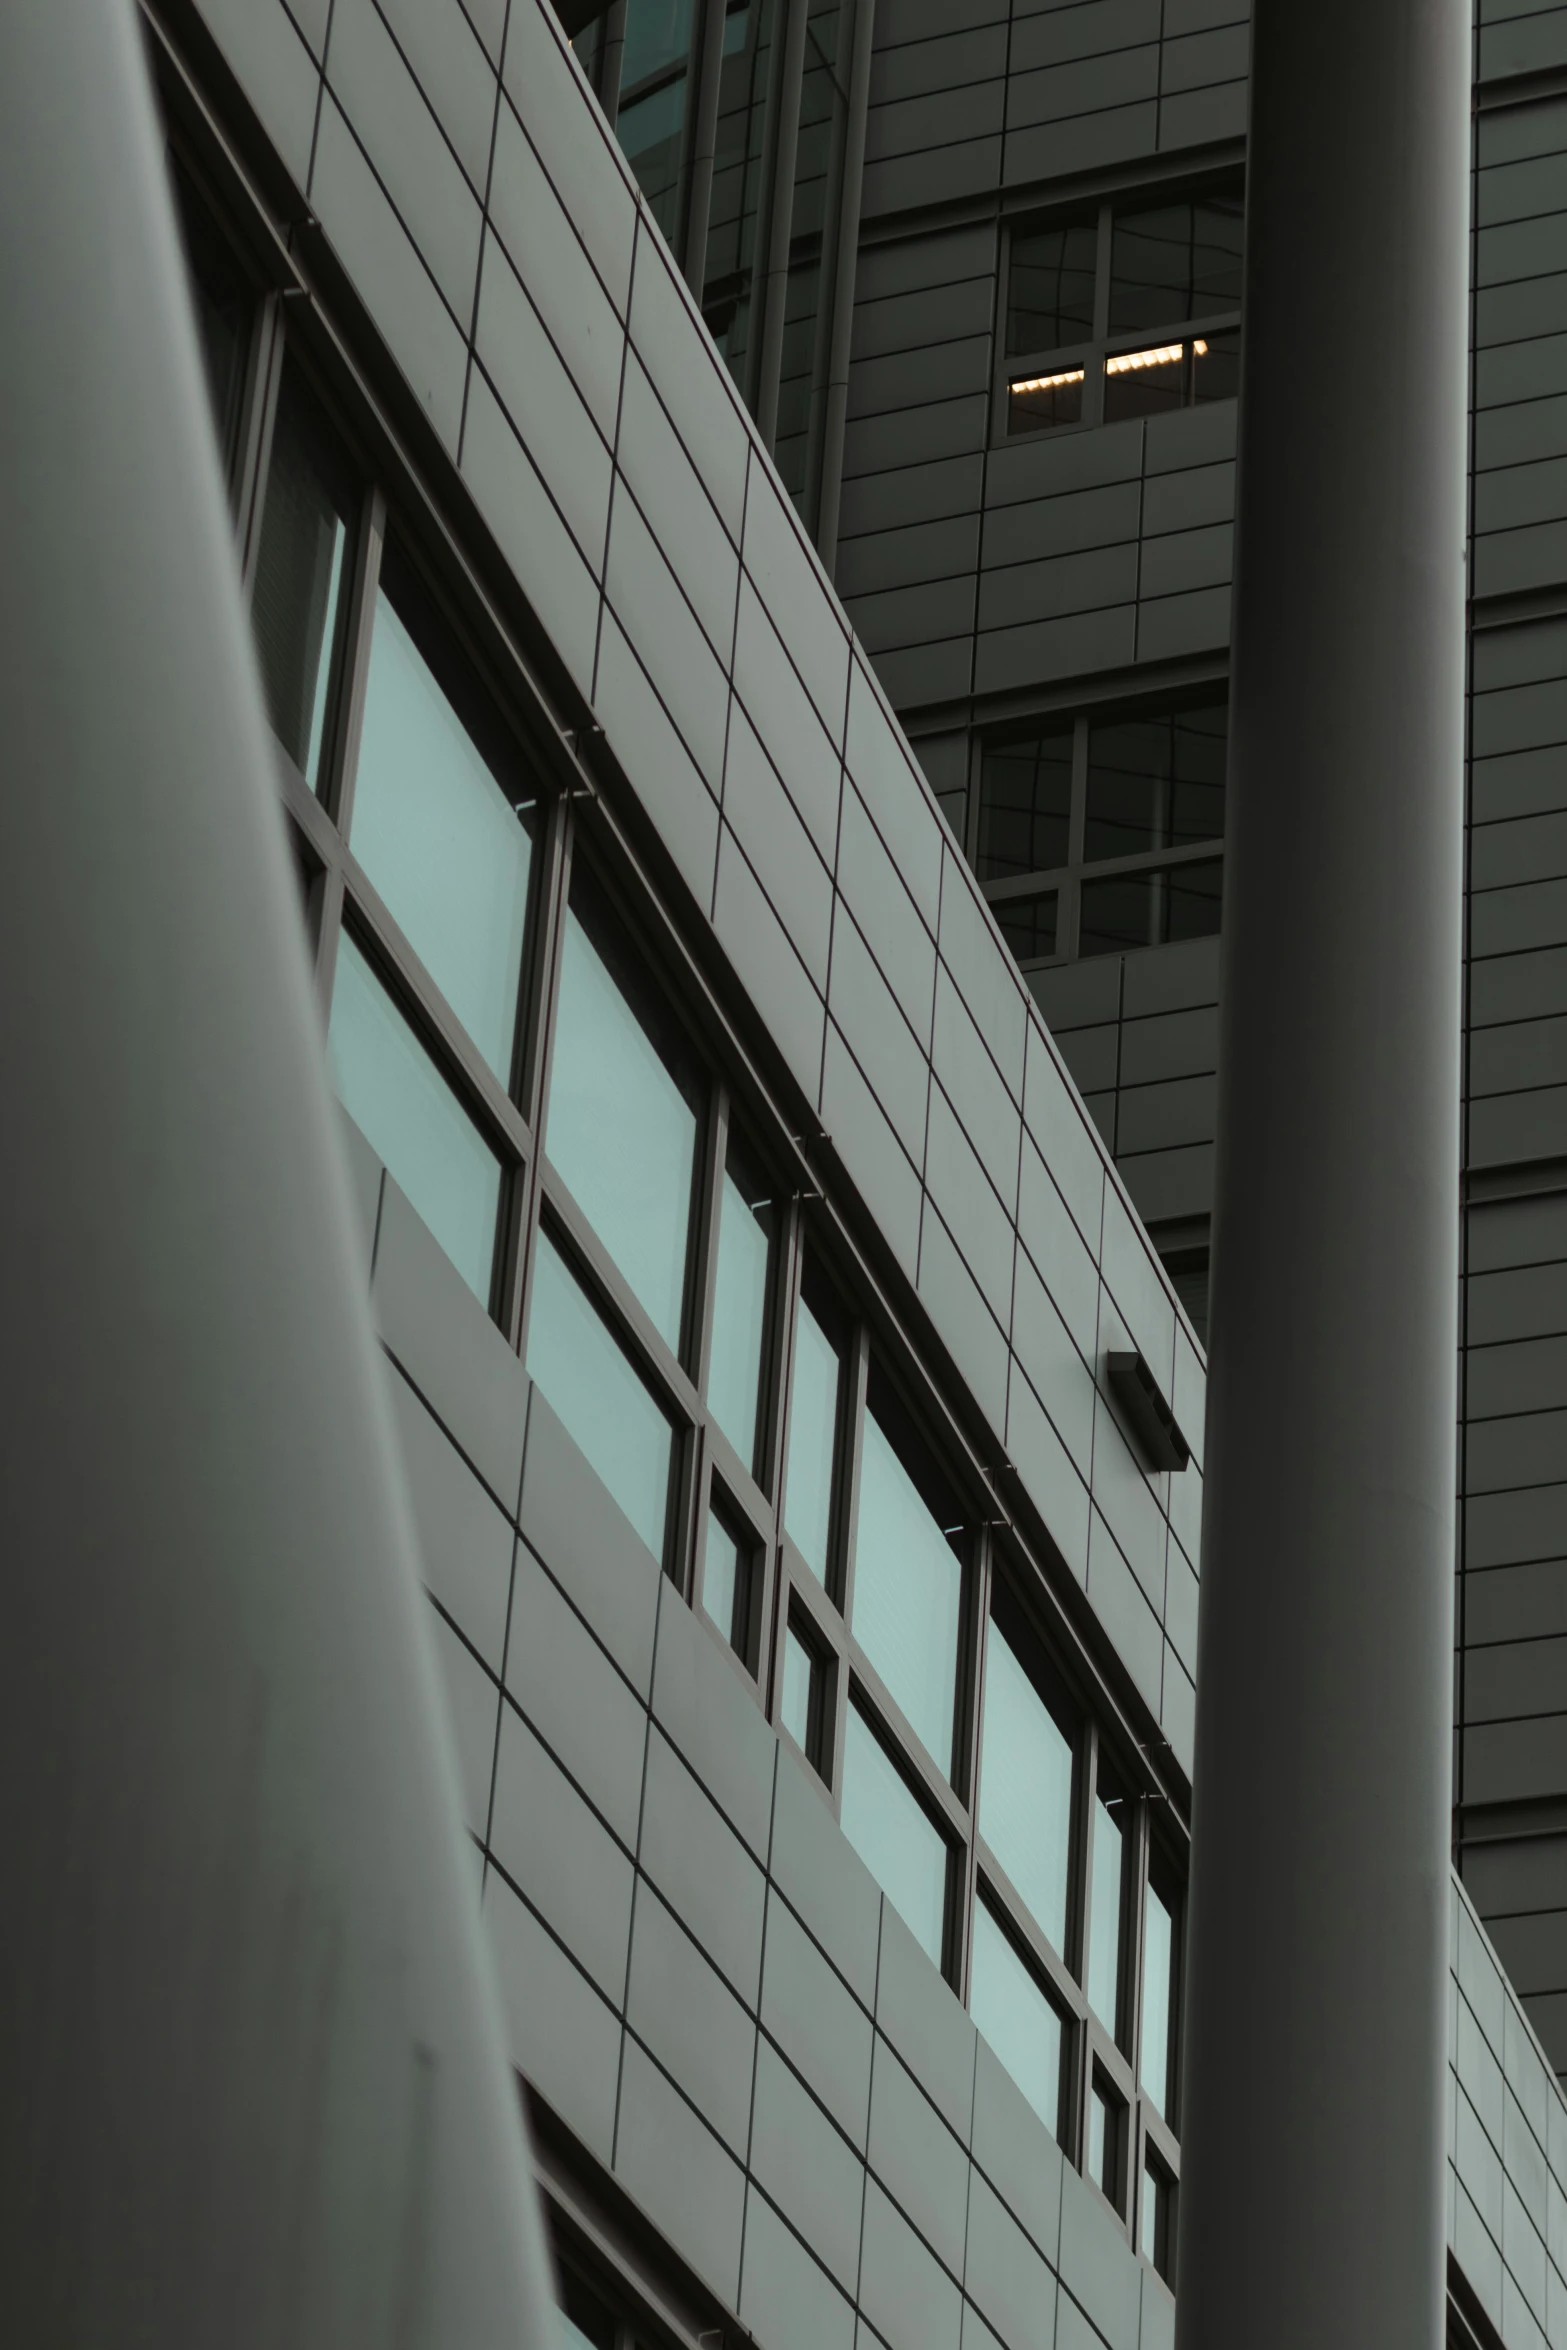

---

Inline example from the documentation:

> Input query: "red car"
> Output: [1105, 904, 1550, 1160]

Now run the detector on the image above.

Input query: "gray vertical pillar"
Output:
[0, 5, 555, 2345]
[1174, 2, 1469, 2346]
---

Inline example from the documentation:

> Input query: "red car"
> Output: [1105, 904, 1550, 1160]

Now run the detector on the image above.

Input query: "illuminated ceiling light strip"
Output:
[1010, 366, 1085, 395]
[1105, 338, 1210, 376]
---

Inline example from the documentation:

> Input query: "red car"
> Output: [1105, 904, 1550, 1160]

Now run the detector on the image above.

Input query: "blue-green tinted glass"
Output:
[708, 1140, 774, 1473]
[1140, 1875, 1174, 2115]
[703, 1511, 741, 1647]
[978, 1615, 1075, 1955]
[784, 1280, 841, 1581]
[1087, 1786, 1125, 2031]
[250, 365, 355, 793]
[328, 932, 500, 1302]
[851, 1398, 962, 1771]
[526, 1230, 674, 1558]
[781, 1622, 814, 1751]
[839, 1705, 946, 1966]
[350, 568, 533, 1083]
[546, 887, 699, 1353]
[969, 1902, 1064, 2139]
[621, 0, 693, 86]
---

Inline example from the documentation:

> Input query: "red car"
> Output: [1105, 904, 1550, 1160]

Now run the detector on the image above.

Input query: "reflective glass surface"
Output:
[969, 1900, 1064, 2139]
[1194, 326, 1242, 402]
[1141, 1873, 1175, 2115]
[702, 0, 777, 390]
[1085, 706, 1227, 859]
[1103, 342, 1188, 422]
[1078, 861, 1223, 958]
[560, 2271, 617, 2350]
[1108, 198, 1244, 332]
[328, 933, 500, 1302]
[850, 1380, 962, 1772]
[978, 1610, 1076, 1955]
[1007, 368, 1084, 435]
[978, 732, 1073, 879]
[526, 1230, 675, 1559]
[1141, 2161, 1161, 2264]
[616, 77, 687, 238]
[621, 0, 694, 86]
[546, 875, 701, 1354]
[251, 365, 357, 792]
[708, 1134, 775, 1473]
[839, 1704, 947, 1966]
[703, 1510, 742, 1648]
[1086, 1783, 1125, 2032]
[784, 1267, 843, 1581]
[781, 1620, 815, 1753]
[170, 160, 250, 465]
[993, 893, 1058, 963]
[1007, 221, 1098, 354]
[351, 554, 534, 1083]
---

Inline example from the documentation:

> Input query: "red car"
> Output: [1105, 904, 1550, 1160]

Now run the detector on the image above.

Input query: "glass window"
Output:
[850, 1369, 964, 1774]
[977, 732, 1073, 879]
[1108, 198, 1244, 333]
[1089, 2072, 1125, 2210]
[1194, 327, 1241, 403]
[1103, 340, 1189, 424]
[702, 1506, 755, 1666]
[839, 1703, 948, 1968]
[1142, 2152, 1173, 2278]
[615, 0, 694, 238]
[621, 0, 694, 86]
[1141, 1864, 1178, 2118]
[781, 1615, 827, 1772]
[559, 2269, 617, 2350]
[251, 365, 359, 793]
[1078, 863, 1222, 958]
[545, 869, 702, 1355]
[328, 932, 500, 1303]
[169, 159, 251, 465]
[969, 1899, 1065, 2140]
[525, 1229, 676, 1560]
[349, 548, 536, 1084]
[1085, 706, 1227, 860]
[1007, 365, 1085, 435]
[978, 1600, 1076, 1957]
[1007, 220, 1098, 355]
[707, 1130, 776, 1475]
[784, 1258, 845, 1583]
[994, 893, 1058, 963]
[1086, 1770, 1126, 2034]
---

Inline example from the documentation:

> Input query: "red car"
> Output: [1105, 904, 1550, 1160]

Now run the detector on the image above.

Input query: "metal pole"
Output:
[1173, 1, 1470, 2343]
[0, 6, 556, 2344]
[813, 0, 876, 572]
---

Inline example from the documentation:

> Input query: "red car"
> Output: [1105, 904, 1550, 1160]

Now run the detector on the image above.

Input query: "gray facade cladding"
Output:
[133, 0, 1567, 2344]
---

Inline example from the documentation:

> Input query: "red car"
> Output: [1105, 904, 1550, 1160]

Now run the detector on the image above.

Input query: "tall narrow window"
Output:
[251, 364, 359, 793]
[349, 546, 536, 1085]
[978, 1594, 1077, 1957]
[526, 1229, 676, 1560]
[614, 0, 696, 242]
[702, 0, 778, 389]
[780, 1613, 829, 1775]
[1086, 1764, 1127, 2036]
[328, 933, 501, 1303]
[545, 869, 702, 1356]
[707, 1129, 776, 1476]
[849, 1366, 964, 1776]
[969, 1899, 1066, 2140]
[1140, 1854, 1180, 2120]
[783, 1256, 845, 1583]
[977, 730, 1074, 882]
[702, 1505, 757, 1667]
[839, 1702, 948, 1967]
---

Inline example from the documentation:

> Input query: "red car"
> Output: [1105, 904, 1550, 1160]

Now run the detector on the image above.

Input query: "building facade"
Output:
[139, 0, 1567, 2345]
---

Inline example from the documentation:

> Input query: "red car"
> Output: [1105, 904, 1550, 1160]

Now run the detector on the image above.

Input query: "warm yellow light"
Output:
[1106, 342, 1190, 376]
[1010, 367, 1085, 396]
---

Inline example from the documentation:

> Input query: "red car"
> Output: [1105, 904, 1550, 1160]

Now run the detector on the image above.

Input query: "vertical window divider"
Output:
[682, 0, 730, 297]
[1089, 202, 1113, 426]
[956, 1522, 996, 2008]
[596, 0, 629, 130]
[690, 1084, 731, 1400]
[989, 209, 1015, 446]
[234, 291, 285, 586]
[747, 0, 811, 437]
[322, 484, 385, 843]
[1064, 714, 1089, 958]
[835, 1321, 872, 1626]
[506, 797, 576, 1360]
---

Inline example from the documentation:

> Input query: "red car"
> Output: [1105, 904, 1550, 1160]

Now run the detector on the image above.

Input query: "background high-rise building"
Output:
[138, 0, 1567, 2343]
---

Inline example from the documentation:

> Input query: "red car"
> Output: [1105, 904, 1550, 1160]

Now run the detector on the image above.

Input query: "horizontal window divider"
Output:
[1141, 2102, 1181, 2179]
[975, 1844, 1086, 2025]
[1085, 2013, 1138, 2105]
[985, 840, 1223, 902]
[338, 857, 535, 1167]
[277, 746, 345, 874]
[703, 1420, 777, 1555]
[780, 1544, 849, 1657]
[537, 1166, 704, 1431]
[847, 1657, 971, 1845]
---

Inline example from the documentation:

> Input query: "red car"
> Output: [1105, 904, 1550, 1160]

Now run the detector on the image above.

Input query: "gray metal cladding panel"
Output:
[865, 81, 1007, 166]
[1470, 1088, 1567, 1170]
[978, 543, 1141, 633]
[1476, 328, 1567, 410]
[851, 281, 997, 373]
[426, 1605, 501, 1839]
[1466, 1560, 1567, 1648]
[615, 352, 740, 659]
[595, 614, 722, 906]
[473, 235, 614, 571]
[504, 1543, 649, 1850]
[849, 335, 995, 423]
[1468, 1483, 1567, 1572]
[867, 638, 978, 709]
[739, 2190, 858, 2350]
[1476, 269, 1567, 352]
[871, 23, 1011, 105]
[1161, 21, 1250, 91]
[748, 2038, 867, 2291]
[963, 2172, 1058, 2350]
[326, 0, 483, 323]
[874, 0, 1008, 37]
[855, 223, 999, 308]
[1008, 0, 1162, 75]
[721, 709, 835, 988]
[975, 605, 1139, 695]
[499, 4, 638, 315]
[373, 1176, 529, 1515]
[1474, 743, 1567, 823]
[625, 1882, 758, 2154]
[518, 1386, 663, 1694]
[650, 1585, 778, 1858]
[1057, 2166, 1142, 2350]
[1469, 1256, 1567, 1345]
[1481, 7, 1567, 79]
[838, 453, 988, 538]
[867, 2036, 971, 2279]
[198, 0, 322, 186]
[1465, 1834, 1567, 1924]
[933, 965, 1024, 1189]
[875, 1902, 978, 2140]
[969, 2035, 1064, 2266]
[1138, 520, 1234, 600]
[849, 574, 982, 657]
[483, 1871, 623, 2160]
[862, 141, 1005, 219]
[1477, 392, 1567, 472]
[1470, 943, 1567, 1029]
[836, 514, 982, 600]
[606, 488, 731, 789]
[1017, 1139, 1102, 1358]
[858, 2180, 965, 2350]
[1118, 1143, 1215, 1227]
[1006, 48, 1160, 137]
[1053, 1025, 1119, 1097]
[388, 1365, 515, 1670]
[1136, 583, 1232, 662]
[1468, 1405, 1567, 1494]
[981, 480, 1144, 570]
[841, 394, 991, 475]
[1157, 80, 1246, 147]
[1474, 518, 1567, 597]
[760, 1889, 876, 2147]
[614, 2037, 747, 2303]
[1473, 810, 1567, 891]
[918, 1205, 1013, 1433]
[821, 1024, 926, 1279]
[1118, 1004, 1220, 1086]
[373, 0, 497, 192]
[638, 1727, 768, 2005]
[836, 782, 940, 1041]
[1466, 1716, 1567, 1807]
[1464, 1629, 1567, 1722]
[829, 905, 934, 1161]
[489, 1701, 636, 2000]
[1004, 102, 1159, 187]
[628, 243, 751, 538]
[1469, 1192, 1567, 1274]
[460, 368, 601, 693]
[1115, 1072, 1218, 1156]
[769, 1752, 883, 2007]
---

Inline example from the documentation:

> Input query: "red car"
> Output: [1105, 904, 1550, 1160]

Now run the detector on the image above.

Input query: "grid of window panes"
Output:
[1002, 183, 1243, 438]
[175, 158, 1184, 2274]
[972, 700, 1227, 975]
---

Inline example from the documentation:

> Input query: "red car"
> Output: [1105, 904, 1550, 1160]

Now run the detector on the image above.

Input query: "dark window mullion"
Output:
[845, 1649, 970, 1845]
[975, 1843, 1089, 2031]
[234, 291, 286, 584]
[955, 1522, 995, 2008]
[321, 482, 386, 842]
[504, 786, 573, 1353]
[537, 1170, 705, 1433]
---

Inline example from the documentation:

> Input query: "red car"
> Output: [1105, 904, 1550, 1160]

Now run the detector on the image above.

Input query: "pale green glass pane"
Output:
[781, 1623, 813, 1749]
[1087, 1794, 1124, 2030]
[839, 1706, 946, 1966]
[1141, 2162, 1160, 2263]
[969, 1902, 1063, 2140]
[708, 1161, 771, 1471]
[1088, 2083, 1107, 2183]
[351, 587, 531, 1081]
[703, 1511, 740, 1645]
[1140, 1878, 1174, 2115]
[851, 1408, 961, 1770]
[546, 907, 697, 1352]
[978, 1622, 1074, 1956]
[784, 1292, 839, 1579]
[525, 1230, 674, 1558]
[328, 932, 499, 1302]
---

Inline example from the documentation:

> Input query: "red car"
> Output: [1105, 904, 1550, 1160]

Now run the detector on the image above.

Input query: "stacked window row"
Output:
[172, 150, 1184, 2273]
